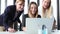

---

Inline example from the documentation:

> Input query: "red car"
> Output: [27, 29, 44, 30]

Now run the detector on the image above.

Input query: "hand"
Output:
[22, 27, 26, 31]
[8, 27, 16, 33]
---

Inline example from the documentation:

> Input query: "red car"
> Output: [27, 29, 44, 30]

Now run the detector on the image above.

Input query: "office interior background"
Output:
[0, 0, 58, 29]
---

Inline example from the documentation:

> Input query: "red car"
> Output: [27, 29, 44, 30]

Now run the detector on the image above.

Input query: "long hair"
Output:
[42, 7, 52, 18]
[28, 2, 38, 18]
[42, 0, 51, 18]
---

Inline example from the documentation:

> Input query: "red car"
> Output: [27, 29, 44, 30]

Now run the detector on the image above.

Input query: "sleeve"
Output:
[17, 17, 21, 23]
[3, 6, 11, 31]
[22, 15, 26, 27]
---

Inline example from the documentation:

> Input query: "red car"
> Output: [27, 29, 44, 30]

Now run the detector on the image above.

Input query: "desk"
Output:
[51, 30, 60, 34]
[0, 31, 26, 34]
[0, 30, 60, 34]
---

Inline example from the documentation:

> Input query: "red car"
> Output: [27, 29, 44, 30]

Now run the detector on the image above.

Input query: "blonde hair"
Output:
[16, 0, 25, 3]
[42, 6, 52, 18]
[42, 0, 51, 18]
[43, 0, 51, 9]
[28, 2, 38, 18]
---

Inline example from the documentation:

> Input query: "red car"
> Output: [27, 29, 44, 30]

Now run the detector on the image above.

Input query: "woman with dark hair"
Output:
[22, 2, 41, 31]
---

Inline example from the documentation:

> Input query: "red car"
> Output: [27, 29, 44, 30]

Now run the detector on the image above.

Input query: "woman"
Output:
[39, 0, 56, 30]
[42, 0, 52, 18]
[22, 2, 41, 31]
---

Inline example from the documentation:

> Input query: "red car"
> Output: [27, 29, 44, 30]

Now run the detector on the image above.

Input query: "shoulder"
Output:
[5, 5, 16, 13]
[5, 5, 16, 10]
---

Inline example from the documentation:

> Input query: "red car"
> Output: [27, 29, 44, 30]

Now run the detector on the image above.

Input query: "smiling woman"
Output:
[22, 2, 41, 31]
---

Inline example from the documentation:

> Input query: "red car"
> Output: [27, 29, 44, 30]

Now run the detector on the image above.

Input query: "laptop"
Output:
[26, 18, 54, 34]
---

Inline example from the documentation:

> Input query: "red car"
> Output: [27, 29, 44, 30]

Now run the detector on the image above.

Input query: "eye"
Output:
[45, 1, 46, 3]
[31, 7, 33, 9]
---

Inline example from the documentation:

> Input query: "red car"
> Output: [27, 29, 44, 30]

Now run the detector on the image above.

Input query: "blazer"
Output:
[0, 14, 4, 26]
[3, 5, 24, 31]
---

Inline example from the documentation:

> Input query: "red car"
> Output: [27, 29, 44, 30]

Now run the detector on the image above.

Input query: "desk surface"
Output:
[51, 30, 60, 34]
[0, 31, 26, 34]
[0, 30, 60, 34]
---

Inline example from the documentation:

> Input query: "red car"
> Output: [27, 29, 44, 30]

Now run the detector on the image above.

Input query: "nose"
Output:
[45, 2, 48, 6]
[32, 8, 35, 11]
[20, 5, 24, 8]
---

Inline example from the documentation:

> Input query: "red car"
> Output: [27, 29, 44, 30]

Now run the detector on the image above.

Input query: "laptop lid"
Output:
[26, 18, 54, 34]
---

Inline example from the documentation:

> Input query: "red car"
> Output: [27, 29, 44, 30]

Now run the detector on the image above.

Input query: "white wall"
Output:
[24, 0, 28, 14]
[1, 0, 14, 14]
[7, 0, 14, 6]
[1, 0, 5, 14]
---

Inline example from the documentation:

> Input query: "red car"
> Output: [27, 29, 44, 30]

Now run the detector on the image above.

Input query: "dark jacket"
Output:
[3, 5, 23, 31]
[0, 14, 4, 26]
[22, 14, 41, 27]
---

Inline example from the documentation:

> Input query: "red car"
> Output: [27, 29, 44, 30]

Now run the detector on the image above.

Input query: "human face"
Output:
[16, 1, 24, 11]
[30, 4, 37, 15]
[42, 0, 51, 9]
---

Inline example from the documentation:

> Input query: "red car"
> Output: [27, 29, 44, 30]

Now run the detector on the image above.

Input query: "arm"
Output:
[22, 14, 27, 31]
[22, 15, 26, 27]
[3, 6, 12, 31]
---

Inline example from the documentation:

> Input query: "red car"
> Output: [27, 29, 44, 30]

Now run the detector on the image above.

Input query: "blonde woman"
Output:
[3, 0, 25, 32]
[22, 2, 41, 31]
[39, 0, 56, 30]
[39, 0, 53, 18]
